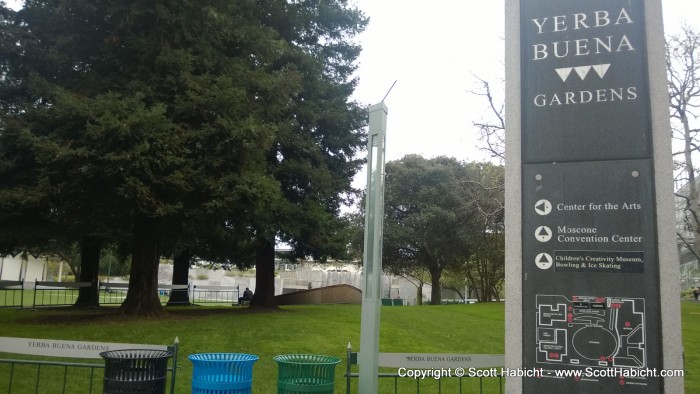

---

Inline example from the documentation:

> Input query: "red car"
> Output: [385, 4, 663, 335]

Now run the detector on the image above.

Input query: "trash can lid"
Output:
[188, 353, 259, 362]
[273, 354, 341, 365]
[100, 349, 172, 360]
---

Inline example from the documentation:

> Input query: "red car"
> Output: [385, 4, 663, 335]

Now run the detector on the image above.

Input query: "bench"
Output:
[345, 343, 505, 393]
[237, 298, 251, 306]
[0, 336, 179, 394]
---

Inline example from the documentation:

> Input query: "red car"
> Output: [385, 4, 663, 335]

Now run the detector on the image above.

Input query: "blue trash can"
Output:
[189, 353, 259, 394]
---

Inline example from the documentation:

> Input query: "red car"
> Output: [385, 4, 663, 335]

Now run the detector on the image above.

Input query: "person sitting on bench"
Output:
[238, 287, 254, 305]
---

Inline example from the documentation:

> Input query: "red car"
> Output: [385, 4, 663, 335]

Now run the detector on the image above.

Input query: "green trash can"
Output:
[273, 354, 341, 394]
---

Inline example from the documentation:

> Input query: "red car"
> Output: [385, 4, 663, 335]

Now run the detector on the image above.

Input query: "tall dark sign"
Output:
[522, 1, 650, 162]
[519, 1, 664, 391]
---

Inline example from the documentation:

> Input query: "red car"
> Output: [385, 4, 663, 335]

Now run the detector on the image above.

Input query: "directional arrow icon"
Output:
[535, 199, 552, 216]
[535, 226, 552, 242]
[536, 253, 553, 270]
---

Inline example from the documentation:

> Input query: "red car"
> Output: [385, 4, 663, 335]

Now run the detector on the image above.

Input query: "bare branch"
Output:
[468, 74, 506, 161]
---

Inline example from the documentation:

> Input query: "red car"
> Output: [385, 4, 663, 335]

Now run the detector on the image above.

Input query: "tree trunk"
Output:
[167, 249, 191, 306]
[416, 282, 423, 305]
[249, 238, 278, 309]
[120, 215, 164, 316]
[429, 267, 442, 305]
[74, 235, 101, 307]
[477, 255, 489, 302]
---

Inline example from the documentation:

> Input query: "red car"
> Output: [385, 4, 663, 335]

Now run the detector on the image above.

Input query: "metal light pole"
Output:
[358, 102, 387, 393]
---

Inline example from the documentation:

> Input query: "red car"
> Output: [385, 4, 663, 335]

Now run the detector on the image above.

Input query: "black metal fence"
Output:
[0, 337, 179, 394]
[0, 281, 24, 308]
[99, 283, 189, 305]
[191, 285, 240, 305]
[32, 280, 93, 308]
[0, 280, 244, 308]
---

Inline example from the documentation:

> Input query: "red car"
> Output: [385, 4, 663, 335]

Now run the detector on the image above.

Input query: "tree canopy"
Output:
[381, 155, 503, 304]
[0, 0, 367, 313]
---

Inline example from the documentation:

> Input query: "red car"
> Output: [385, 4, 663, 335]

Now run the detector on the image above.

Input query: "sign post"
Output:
[359, 102, 387, 394]
[505, 0, 683, 392]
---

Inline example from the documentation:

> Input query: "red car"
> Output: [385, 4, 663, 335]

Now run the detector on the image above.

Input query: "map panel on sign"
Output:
[535, 294, 646, 369]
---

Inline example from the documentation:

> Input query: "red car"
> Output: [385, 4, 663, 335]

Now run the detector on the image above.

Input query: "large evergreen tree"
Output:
[247, 0, 368, 308]
[0, 0, 296, 315]
[1, 1, 368, 313]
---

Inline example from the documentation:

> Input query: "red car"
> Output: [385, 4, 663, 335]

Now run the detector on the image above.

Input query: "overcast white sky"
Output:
[4, 0, 697, 186]
[352, 0, 505, 165]
[351, 0, 698, 170]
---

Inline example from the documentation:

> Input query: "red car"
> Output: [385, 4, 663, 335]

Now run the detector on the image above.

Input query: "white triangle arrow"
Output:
[555, 67, 573, 82]
[592, 64, 611, 78]
[574, 66, 591, 80]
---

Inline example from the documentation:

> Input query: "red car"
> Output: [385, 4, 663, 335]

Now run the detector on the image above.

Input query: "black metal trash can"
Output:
[100, 349, 172, 394]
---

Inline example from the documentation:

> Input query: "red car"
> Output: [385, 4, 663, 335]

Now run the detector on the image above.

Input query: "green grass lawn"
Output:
[682, 301, 700, 392]
[0, 301, 697, 393]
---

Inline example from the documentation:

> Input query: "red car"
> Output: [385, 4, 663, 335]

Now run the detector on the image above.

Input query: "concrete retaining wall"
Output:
[275, 284, 361, 305]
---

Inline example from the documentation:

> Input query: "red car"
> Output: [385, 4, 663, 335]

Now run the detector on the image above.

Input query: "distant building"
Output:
[675, 180, 700, 288]
[0, 253, 47, 283]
